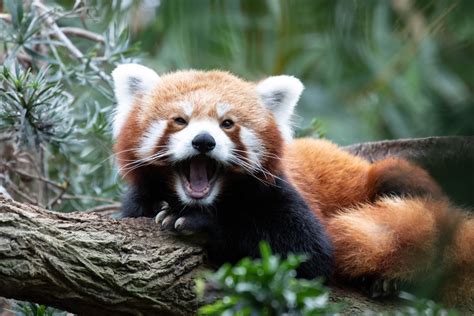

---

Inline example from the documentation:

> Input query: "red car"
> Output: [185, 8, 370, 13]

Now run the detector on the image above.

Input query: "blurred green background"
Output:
[1, 0, 473, 210]
[131, 0, 474, 144]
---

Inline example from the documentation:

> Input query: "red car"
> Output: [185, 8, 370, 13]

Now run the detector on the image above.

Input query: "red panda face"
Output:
[112, 65, 304, 206]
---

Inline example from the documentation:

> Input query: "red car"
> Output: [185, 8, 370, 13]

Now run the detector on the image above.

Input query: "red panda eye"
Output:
[174, 117, 187, 126]
[220, 119, 234, 129]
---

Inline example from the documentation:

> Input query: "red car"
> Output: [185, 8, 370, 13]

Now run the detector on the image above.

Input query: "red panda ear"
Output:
[111, 64, 160, 138]
[256, 75, 304, 142]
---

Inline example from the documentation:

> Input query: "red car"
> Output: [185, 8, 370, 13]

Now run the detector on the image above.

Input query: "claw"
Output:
[174, 217, 194, 235]
[161, 216, 172, 229]
[155, 211, 168, 224]
[174, 217, 185, 231]
[160, 201, 170, 211]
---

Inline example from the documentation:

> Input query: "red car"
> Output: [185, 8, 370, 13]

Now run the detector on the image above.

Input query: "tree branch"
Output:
[0, 197, 204, 315]
[57, 27, 105, 44]
[344, 136, 473, 163]
[345, 136, 474, 206]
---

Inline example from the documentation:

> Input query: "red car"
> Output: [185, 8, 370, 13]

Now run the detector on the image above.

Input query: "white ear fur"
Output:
[111, 63, 160, 138]
[256, 75, 304, 142]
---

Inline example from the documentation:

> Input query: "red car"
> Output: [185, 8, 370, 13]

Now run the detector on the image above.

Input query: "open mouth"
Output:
[178, 155, 220, 200]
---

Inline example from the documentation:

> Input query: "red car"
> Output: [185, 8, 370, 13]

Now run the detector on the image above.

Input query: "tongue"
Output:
[189, 156, 209, 192]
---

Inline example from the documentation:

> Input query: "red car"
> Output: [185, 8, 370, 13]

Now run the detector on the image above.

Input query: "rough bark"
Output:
[0, 197, 204, 316]
[0, 136, 472, 315]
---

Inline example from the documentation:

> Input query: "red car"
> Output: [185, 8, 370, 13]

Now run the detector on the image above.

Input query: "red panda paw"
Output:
[155, 202, 213, 236]
[156, 211, 194, 235]
[358, 276, 401, 299]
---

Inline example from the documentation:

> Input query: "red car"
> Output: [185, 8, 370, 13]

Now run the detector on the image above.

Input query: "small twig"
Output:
[5, 181, 38, 205]
[17, 152, 43, 176]
[9, 167, 67, 190]
[33, 1, 83, 58]
[58, 27, 105, 43]
[32, 0, 110, 84]
[62, 194, 118, 204]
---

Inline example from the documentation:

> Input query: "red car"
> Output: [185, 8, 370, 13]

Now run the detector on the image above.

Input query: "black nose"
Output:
[192, 133, 216, 153]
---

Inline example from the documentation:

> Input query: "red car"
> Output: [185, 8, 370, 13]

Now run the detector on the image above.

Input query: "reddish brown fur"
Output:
[367, 157, 444, 200]
[284, 139, 371, 220]
[441, 215, 474, 305]
[284, 138, 473, 304]
[114, 96, 147, 184]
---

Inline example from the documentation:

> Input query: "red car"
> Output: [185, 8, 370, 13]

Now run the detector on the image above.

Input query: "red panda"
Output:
[111, 64, 473, 306]
[111, 64, 333, 279]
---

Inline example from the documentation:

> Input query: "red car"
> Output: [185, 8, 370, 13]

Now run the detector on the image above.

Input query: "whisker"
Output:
[119, 149, 169, 169]
[89, 148, 141, 171]
[116, 150, 171, 180]
[90, 145, 171, 172]
[231, 148, 296, 162]
[228, 155, 279, 188]
[230, 152, 287, 186]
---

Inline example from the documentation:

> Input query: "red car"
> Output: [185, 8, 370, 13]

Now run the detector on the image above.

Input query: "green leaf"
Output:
[197, 242, 336, 315]
[5, 0, 23, 27]
[23, 46, 56, 63]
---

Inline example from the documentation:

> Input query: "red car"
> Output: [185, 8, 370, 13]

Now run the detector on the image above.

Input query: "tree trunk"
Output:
[0, 136, 472, 315]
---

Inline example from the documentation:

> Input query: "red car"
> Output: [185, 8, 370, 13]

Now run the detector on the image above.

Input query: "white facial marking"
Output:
[239, 127, 264, 170]
[216, 102, 231, 118]
[256, 75, 304, 142]
[168, 119, 234, 163]
[175, 177, 222, 206]
[180, 101, 194, 117]
[111, 63, 160, 138]
[137, 120, 167, 158]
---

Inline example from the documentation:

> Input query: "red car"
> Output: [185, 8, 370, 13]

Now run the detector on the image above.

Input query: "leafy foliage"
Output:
[197, 242, 340, 315]
[0, 0, 139, 210]
[0, 65, 73, 148]
[10, 302, 65, 316]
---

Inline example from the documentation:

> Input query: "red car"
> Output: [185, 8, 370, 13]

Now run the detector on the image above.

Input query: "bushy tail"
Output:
[327, 196, 473, 305]
[326, 156, 473, 305]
